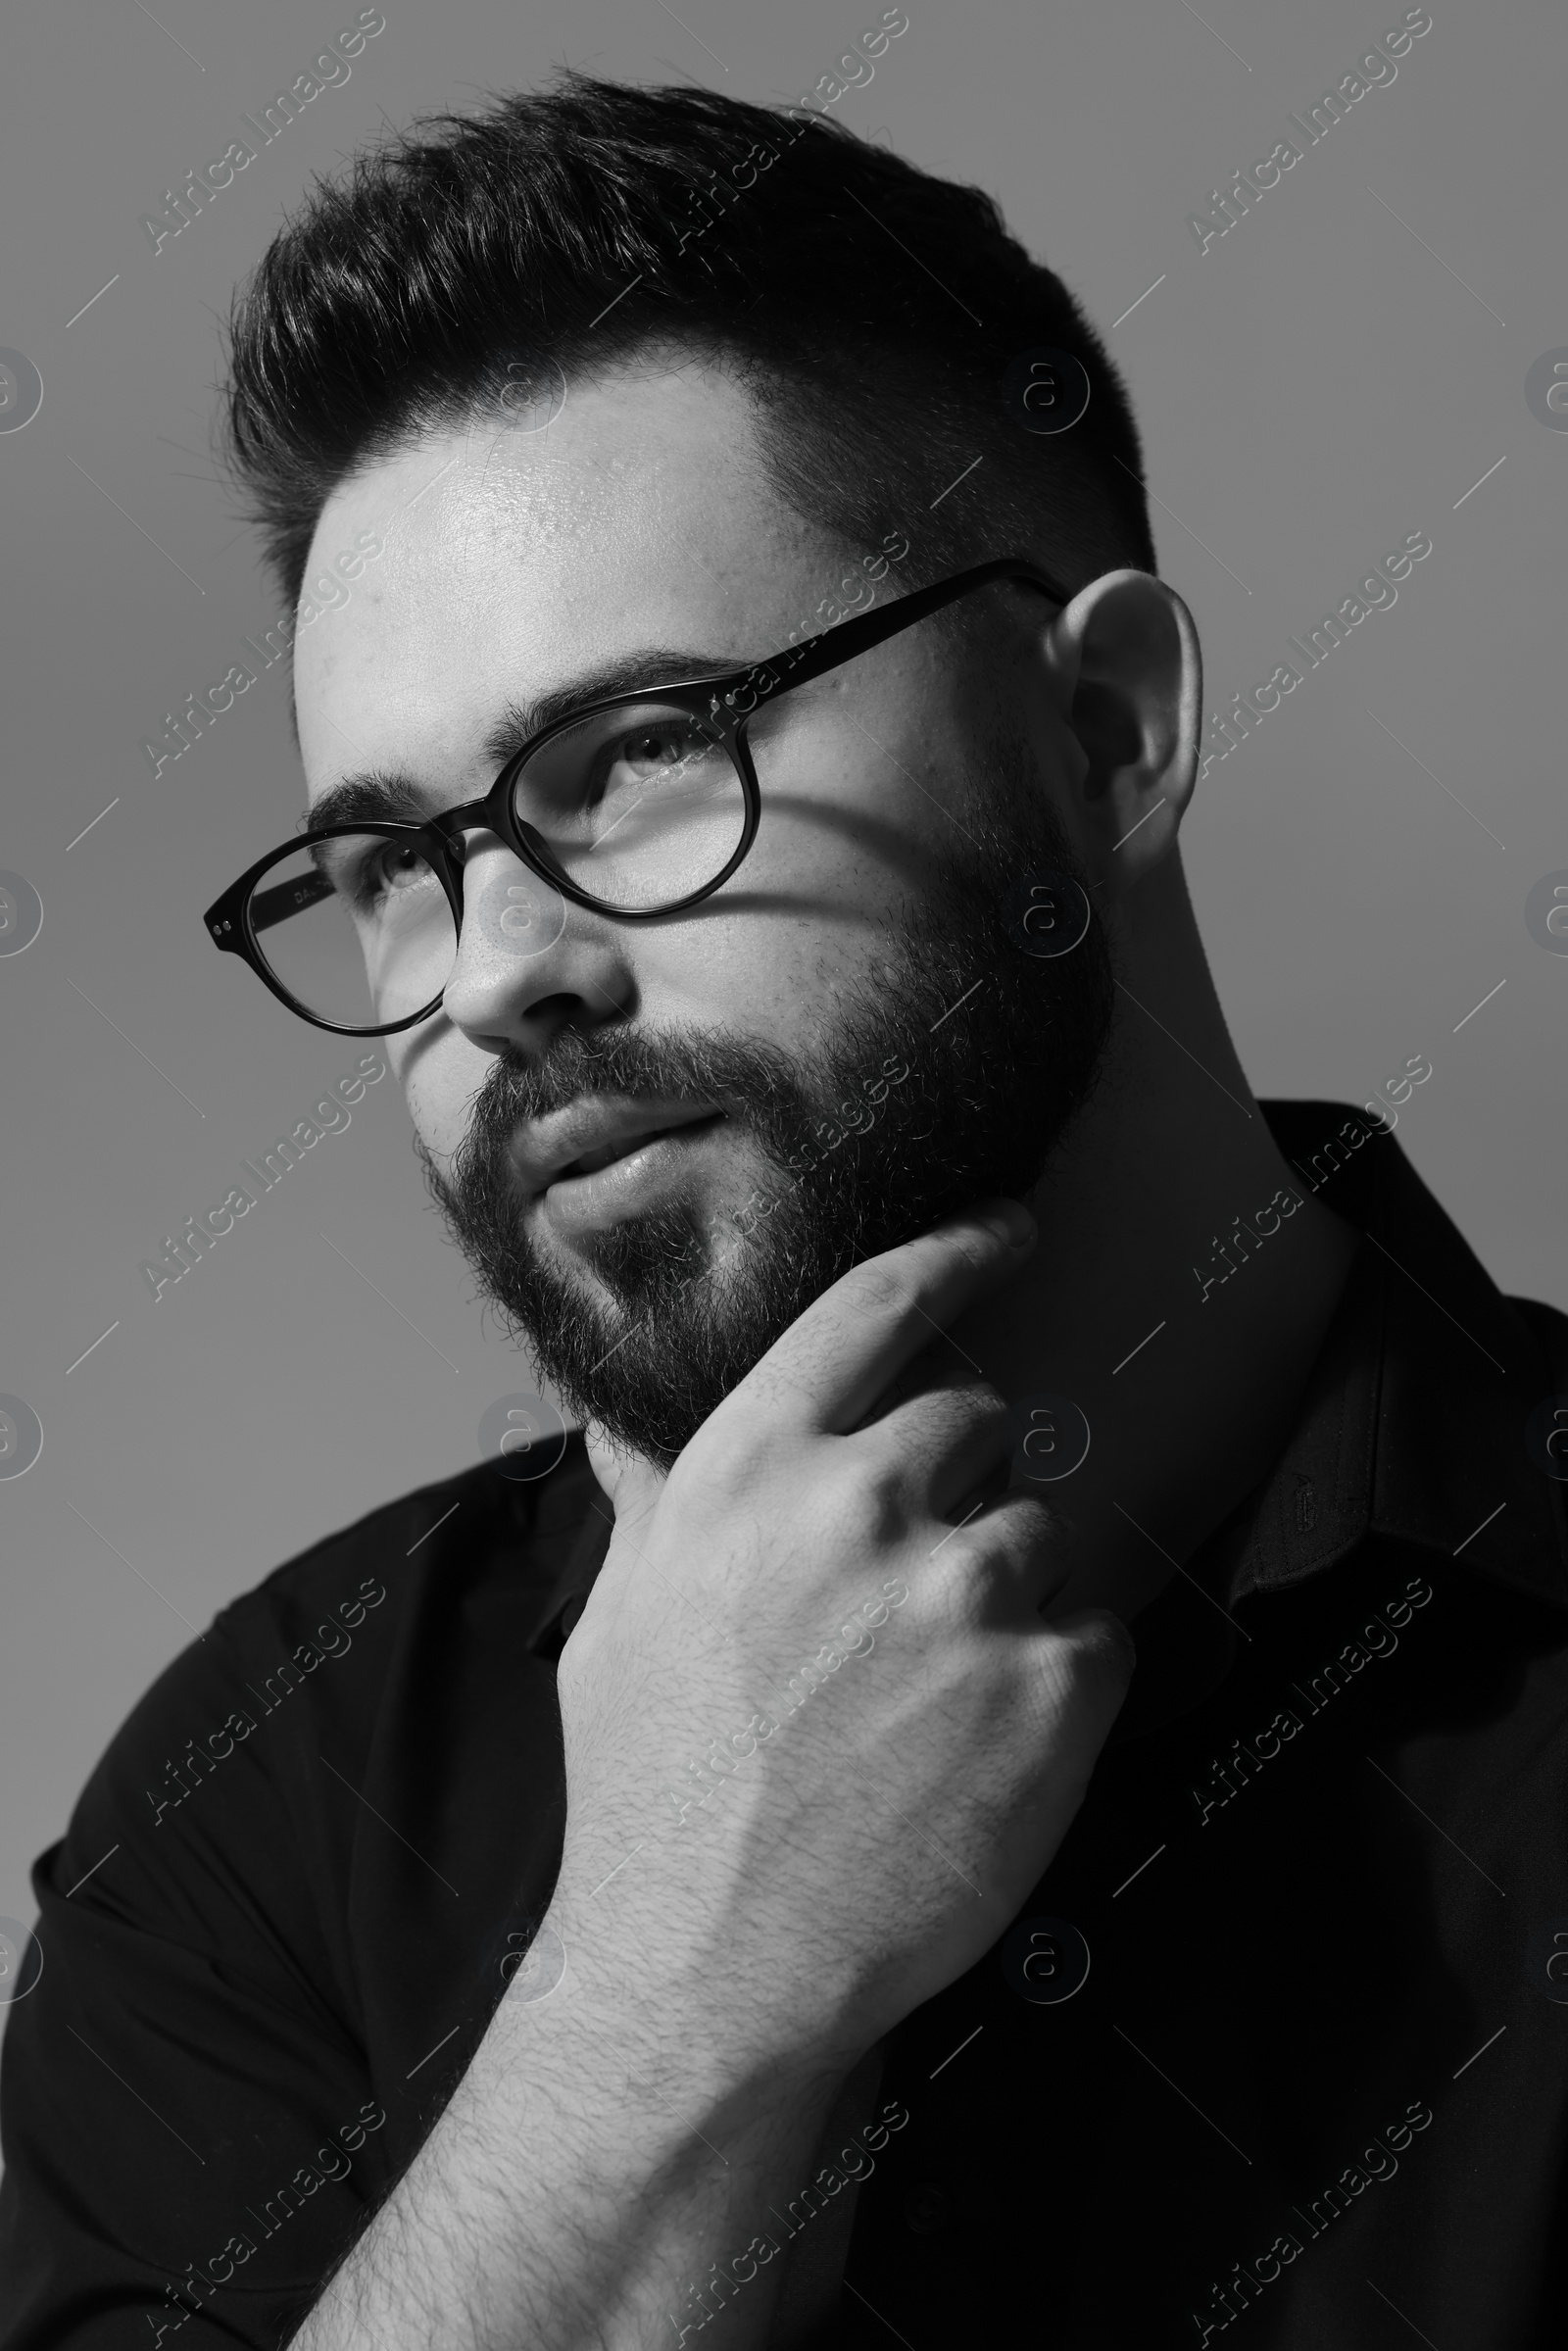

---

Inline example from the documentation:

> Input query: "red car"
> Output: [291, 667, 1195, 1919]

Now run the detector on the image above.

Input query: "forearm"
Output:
[288, 1913, 847, 2351]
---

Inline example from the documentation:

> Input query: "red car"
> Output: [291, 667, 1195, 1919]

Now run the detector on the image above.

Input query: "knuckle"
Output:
[940, 1223, 994, 1276]
[890, 1383, 1009, 1477]
[1017, 1494, 1072, 1545]
[1041, 1611, 1137, 1698]
[946, 1380, 1011, 1436]
[985, 1492, 1067, 1552]
[1032, 1637, 1094, 1720]
[847, 1260, 907, 1321]
[908, 1375, 1005, 1421]
[673, 1427, 765, 1517]
[1081, 1610, 1139, 1681]
[697, 1356, 803, 1456]
[823, 1455, 907, 1551]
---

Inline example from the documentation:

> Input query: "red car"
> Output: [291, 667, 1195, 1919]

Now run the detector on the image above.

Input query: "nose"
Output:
[438, 835, 635, 1053]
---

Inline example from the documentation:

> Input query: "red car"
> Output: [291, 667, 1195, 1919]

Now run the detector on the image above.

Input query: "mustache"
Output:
[471, 1025, 764, 1117]
[455, 1008, 860, 1184]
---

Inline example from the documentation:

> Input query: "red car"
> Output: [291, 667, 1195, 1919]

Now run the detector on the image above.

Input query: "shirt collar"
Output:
[1223, 1100, 1568, 1611]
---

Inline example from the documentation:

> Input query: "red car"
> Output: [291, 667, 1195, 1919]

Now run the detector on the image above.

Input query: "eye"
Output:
[330, 837, 438, 914]
[353, 840, 424, 904]
[615, 723, 706, 775]
[589, 715, 725, 811]
[373, 841, 431, 892]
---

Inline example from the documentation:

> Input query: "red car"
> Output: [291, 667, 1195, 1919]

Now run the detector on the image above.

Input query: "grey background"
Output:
[1, 0, 1562, 1947]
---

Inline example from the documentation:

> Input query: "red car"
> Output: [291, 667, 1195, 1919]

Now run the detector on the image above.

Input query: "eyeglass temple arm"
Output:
[722, 557, 1074, 711]
[247, 866, 336, 937]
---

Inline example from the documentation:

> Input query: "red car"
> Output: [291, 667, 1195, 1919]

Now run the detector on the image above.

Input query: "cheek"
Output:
[400, 1049, 475, 1167]
[655, 906, 892, 1069]
[743, 736, 880, 906]
[694, 780, 935, 1032]
[745, 662, 962, 906]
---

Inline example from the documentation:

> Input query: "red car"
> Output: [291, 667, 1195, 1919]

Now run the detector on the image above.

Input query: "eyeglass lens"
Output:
[243, 699, 749, 1028]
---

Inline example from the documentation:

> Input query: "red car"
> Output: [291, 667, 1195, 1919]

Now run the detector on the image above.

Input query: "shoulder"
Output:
[218, 1429, 600, 1700]
[0, 1439, 603, 2303]
[220, 1430, 597, 1654]
[50, 1437, 599, 1907]
[1507, 1289, 1568, 1382]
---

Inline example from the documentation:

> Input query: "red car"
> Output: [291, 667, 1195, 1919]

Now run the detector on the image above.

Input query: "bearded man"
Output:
[4, 72, 1565, 2351]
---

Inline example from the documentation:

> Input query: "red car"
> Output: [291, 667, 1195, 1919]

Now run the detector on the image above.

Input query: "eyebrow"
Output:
[305, 644, 740, 832]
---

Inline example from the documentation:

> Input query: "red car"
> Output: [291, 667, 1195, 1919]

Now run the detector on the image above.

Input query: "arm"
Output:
[290, 1945, 854, 2349]
[292, 1202, 1133, 2349]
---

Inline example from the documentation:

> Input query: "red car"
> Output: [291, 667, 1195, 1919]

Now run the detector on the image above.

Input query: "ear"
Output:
[1044, 569, 1202, 891]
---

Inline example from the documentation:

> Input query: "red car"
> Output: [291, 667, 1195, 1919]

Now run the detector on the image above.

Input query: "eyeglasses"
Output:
[204, 555, 1073, 1036]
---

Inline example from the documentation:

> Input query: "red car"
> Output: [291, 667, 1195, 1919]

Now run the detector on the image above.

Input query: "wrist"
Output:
[531, 1880, 857, 2128]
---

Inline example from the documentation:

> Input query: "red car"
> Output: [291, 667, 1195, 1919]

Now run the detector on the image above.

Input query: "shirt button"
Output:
[904, 2180, 953, 2236]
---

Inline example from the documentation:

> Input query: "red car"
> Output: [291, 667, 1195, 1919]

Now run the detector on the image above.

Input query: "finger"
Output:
[1030, 1608, 1138, 1746]
[583, 1420, 666, 1529]
[939, 1450, 1018, 1538]
[861, 1379, 1013, 1519]
[729, 1200, 1037, 1440]
[934, 1489, 1079, 1611]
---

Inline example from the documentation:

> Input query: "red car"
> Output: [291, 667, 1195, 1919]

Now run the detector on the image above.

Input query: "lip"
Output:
[511, 1096, 725, 1200]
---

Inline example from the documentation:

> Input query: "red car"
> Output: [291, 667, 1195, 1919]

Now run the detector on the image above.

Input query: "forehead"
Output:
[295, 362, 826, 810]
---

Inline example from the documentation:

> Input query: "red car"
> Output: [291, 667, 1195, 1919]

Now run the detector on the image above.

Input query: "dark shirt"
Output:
[3, 1102, 1566, 2349]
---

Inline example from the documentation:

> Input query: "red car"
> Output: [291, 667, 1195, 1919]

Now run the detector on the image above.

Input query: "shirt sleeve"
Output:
[0, 1614, 396, 2348]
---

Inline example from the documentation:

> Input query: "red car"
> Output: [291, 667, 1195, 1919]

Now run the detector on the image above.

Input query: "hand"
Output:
[551, 1201, 1134, 2082]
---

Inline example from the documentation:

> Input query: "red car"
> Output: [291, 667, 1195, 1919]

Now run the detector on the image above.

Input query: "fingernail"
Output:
[980, 1199, 1036, 1248]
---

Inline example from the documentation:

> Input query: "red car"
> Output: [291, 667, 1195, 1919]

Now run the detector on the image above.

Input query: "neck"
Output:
[944, 860, 1360, 1621]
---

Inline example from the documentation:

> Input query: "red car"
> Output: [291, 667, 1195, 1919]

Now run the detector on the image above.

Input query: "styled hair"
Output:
[219, 71, 1155, 625]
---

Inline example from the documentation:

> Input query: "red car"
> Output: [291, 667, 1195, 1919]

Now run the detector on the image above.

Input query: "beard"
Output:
[417, 735, 1119, 1470]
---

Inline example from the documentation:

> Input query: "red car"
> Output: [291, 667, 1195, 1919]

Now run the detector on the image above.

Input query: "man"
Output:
[3, 71, 1565, 2351]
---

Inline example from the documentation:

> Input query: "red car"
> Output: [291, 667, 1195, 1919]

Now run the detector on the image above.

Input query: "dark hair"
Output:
[220, 72, 1155, 630]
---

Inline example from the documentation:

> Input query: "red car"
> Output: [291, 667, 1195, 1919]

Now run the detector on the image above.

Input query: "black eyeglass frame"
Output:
[203, 554, 1076, 1037]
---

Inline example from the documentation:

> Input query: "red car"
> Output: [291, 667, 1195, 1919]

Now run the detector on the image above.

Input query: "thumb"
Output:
[1031, 1607, 1138, 1754]
[583, 1419, 667, 1529]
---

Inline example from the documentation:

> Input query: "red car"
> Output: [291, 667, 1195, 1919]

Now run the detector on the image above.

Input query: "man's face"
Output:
[296, 361, 1115, 1466]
